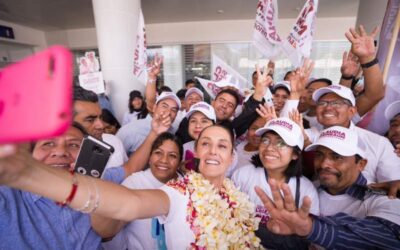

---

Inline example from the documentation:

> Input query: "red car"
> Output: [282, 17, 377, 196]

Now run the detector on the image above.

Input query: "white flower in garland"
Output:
[183, 171, 262, 250]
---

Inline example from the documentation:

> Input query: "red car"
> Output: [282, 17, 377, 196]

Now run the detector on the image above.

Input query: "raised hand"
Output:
[345, 25, 378, 62]
[255, 179, 313, 237]
[256, 103, 277, 123]
[151, 112, 172, 135]
[341, 51, 360, 78]
[253, 63, 274, 101]
[148, 54, 163, 79]
[289, 58, 314, 100]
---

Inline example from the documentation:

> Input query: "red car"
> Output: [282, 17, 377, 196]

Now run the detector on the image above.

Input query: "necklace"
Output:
[168, 171, 261, 249]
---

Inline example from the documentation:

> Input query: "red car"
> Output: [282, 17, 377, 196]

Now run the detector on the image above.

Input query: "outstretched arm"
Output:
[0, 145, 170, 222]
[145, 55, 163, 113]
[345, 25, 384, 116]
[123, 112, 172, 176]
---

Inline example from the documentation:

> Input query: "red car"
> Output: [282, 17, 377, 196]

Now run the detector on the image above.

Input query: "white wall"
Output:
[0, 20, 47, 51]
[44, 17, 357, 49]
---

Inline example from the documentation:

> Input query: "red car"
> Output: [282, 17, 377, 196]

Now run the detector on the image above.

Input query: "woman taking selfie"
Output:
[0, 125, 261, 249]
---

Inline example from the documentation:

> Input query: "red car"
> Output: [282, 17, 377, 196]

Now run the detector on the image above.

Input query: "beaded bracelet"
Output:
[56, 171, 78, 207]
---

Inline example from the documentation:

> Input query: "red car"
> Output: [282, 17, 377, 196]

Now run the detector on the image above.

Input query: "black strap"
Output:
[295, 175, 300, 208]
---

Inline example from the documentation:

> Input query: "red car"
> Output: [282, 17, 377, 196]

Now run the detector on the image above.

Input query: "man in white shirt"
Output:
[73, 86, 128, 168]
[116, 91, 180, 156]
[384, 100, 400, 157]
[306, 85, 400, 193]
[255, 126, 400, 249]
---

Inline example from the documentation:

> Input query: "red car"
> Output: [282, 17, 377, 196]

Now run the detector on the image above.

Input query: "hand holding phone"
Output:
[74, 135, 114, 178]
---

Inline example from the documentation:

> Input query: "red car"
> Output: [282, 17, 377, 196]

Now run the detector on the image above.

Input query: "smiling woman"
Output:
[232, 117, 320, 249]
[0, 125, 262, 249]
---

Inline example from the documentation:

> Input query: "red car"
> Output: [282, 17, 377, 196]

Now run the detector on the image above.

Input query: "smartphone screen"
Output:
[74, 135, 114, 178]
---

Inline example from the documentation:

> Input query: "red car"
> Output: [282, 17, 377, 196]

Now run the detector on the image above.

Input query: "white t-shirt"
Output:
[102, 133, 128, 168]
[122, 110, 142, 126]
[305, 122, 400, 183]
[102, 169, 165, 250]
[235, 140, 258, 168]
[319, 189, 400, 226]
[158, 185, 195, 250]
[182, 140, 239, 178]
[232, 165, 320, 225]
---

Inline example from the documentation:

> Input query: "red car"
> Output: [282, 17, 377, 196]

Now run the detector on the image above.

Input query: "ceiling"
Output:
[0, 0, 359, 31]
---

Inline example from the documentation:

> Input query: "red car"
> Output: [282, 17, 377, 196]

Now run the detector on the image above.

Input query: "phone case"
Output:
[0, 46, 73, 143]
[74, 135, 114, 178]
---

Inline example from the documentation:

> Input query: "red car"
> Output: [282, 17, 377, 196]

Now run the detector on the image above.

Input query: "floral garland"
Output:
[169, 171, 262, 249]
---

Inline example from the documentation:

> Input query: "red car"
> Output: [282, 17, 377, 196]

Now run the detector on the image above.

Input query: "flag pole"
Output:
[382, 7, 400, 83]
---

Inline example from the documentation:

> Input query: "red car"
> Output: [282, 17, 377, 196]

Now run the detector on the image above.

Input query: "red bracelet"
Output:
[56, 170, 78, 207]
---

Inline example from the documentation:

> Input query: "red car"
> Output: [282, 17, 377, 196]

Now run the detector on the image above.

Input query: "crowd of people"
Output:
[0, 25, 399, 250]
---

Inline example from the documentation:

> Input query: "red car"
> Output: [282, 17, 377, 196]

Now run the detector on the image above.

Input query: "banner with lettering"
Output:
[281, 0, 318, 67]
[366, 0, 400, 134]
[196, 76, 244, 100]
[253, 0, 282, 59]
[133, 9, 148, 85]
[211, 54, 248, 89]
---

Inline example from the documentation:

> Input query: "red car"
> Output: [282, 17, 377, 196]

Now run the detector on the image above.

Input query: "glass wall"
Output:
[73, 40, 350, 90]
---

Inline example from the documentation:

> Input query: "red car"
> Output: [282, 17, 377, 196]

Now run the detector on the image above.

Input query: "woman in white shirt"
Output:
[98, 132, 183, 250]
[232, 117, 319, 250]
[236, 115, 265, 167]
[1, 125, 262, 249]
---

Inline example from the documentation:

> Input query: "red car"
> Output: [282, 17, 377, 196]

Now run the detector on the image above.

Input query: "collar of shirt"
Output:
[320, 173, 367, 200]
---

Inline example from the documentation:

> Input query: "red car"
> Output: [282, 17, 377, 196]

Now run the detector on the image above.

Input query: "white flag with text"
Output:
[133, 9, 147, 85]
[211, 54, 248, 89]
[253, 0, 282, 59]
[281, 0, 318, 67]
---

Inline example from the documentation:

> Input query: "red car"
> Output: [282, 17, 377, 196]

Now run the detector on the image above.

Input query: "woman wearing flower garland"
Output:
[94, 132, 183, 250]
[0, 125, 261, 249]
[232, 117, 319, 249]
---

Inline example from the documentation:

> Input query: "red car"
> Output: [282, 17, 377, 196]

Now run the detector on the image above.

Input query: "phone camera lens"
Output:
[77, 167, 87, 175]
[91, 170, 100, 178]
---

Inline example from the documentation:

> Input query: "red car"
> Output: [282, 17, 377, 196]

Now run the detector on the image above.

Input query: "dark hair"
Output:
[73, 85, 98, 103]
[128, 90, 143, 113]
[283, 70, 295, 80]
[251, 131, 303, 178]
[176, 89, 187, 99]
[101, 109, 121, 130]
[215, 88, 241, 108]
[185, 79, 196, 87]
[150, 132, 183, 162]
[195, 125, 235, 153]
[157, 86, 172, 95]
[307, 78, 332, 88]
[272, 86, 290, 95]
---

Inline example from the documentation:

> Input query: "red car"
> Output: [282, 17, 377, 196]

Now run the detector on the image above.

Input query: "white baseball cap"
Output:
[385, 100, 400, 121]
[156, 91, 181, 109]
[255, 117, 304, 150]
[185, 87, 204, 100]
[305, 126, 366, 158]
[273, 81, 291, 92]
[312, 85, 355, 106]
[185, 101, 216, 122]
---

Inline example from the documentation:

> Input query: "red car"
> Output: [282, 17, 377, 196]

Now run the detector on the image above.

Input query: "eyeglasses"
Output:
[261, 137, 289, 150]
[316, 99, 351, 108]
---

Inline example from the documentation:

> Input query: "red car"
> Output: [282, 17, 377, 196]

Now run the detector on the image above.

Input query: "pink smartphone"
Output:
[0, 46, 73, 143]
